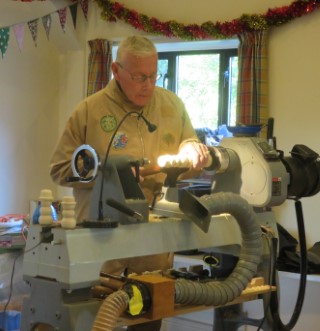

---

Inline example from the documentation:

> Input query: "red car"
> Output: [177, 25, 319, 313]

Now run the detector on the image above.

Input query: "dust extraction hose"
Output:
[91, 290, 129, 331]
[175, 192, 263, 306]
[91, 192, 262, 330]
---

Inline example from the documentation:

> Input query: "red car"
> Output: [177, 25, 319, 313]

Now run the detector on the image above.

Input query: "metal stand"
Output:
[20, 277, 100, 331]
[212, 294, 276, 331]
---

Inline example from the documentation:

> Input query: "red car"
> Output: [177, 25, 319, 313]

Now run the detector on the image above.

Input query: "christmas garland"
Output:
[13, 0, 320, 39]
[94, 0, 320, 40]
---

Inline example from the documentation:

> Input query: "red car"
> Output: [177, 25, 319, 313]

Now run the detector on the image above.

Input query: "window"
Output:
[156, 43, 238, 130]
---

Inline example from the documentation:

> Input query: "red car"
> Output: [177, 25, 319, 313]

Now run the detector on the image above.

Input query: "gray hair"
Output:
[116, 36, 157, 62]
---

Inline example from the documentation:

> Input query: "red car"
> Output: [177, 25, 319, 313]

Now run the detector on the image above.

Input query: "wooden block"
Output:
[130, 274, 175, 320]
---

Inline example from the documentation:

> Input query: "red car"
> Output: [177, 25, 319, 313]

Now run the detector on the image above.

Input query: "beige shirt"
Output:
[50, 79, 199, 220]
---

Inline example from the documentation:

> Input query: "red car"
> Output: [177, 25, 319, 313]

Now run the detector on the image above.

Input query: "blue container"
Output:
[32, 202, 58, 224]
[0, 311, 21, 331]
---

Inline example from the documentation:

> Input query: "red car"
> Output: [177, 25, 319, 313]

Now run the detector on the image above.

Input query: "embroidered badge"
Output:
[113, 132, 128, 149]
[100, 115, 117, 132]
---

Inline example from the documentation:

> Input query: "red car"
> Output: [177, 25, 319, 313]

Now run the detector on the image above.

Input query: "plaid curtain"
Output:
[237, 30, 269, 125]
[87, 39, 112, 96]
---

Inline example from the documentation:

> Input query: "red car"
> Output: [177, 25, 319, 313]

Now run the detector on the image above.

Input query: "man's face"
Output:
[112, 52, 158, 107]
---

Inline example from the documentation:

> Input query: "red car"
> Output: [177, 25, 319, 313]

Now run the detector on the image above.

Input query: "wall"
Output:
[0, 18, 61, 215]
[269, 9, 320, 245]
[0, 4, 86, 214]
[1, 1, 320, 246]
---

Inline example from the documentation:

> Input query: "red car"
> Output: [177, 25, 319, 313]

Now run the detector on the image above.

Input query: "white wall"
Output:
[269, 10, 320, 245]
[1, 1, 320, 246]
[0, 5, 86, 214]
[0, 20, 61, 215]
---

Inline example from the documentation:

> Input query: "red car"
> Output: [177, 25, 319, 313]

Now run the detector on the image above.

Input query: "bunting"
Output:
[79, 0, 89, 20]
[70, 3, 78, 28]
[0, 0, 89, 60]
[28, 19, 39, 46]
[0, 27, 10, 58]
[42, 15, 52, 40]
[12, 24, 25, 50]
[58, 8, 67, 32]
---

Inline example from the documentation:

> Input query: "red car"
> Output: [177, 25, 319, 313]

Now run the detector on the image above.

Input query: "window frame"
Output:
[157, 48, 238, 127]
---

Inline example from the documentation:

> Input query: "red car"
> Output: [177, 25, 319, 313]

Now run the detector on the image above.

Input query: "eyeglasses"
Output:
[117, 62, 162, 84]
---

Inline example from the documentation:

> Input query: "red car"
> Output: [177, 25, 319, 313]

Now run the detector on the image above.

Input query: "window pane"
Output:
[176, 54, 220, 130]
[157, 59, 168, 89]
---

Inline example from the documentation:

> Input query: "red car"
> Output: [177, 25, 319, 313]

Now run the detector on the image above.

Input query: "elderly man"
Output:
[50, 35, 209, 331]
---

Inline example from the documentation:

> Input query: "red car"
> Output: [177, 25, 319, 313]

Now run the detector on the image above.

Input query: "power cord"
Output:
[256, 229, 276, 331]
[269, 199, 308, 331]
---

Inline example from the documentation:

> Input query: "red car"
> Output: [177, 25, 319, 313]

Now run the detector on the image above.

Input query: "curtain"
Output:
[87, 39, 112, 96]
[236, 30, 269, 126]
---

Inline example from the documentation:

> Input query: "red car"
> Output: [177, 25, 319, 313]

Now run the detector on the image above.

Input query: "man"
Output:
[50, 35, 209, 331]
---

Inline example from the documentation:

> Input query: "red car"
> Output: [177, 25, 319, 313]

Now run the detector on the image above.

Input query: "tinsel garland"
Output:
[13, 0, 320, 39]
[93, 0, 320, 40]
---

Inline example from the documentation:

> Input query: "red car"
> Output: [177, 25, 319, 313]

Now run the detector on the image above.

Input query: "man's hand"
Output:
[178, 141, 211, 170]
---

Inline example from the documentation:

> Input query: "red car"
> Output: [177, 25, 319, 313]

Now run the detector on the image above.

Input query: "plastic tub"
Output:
[0, 311, 21, 331]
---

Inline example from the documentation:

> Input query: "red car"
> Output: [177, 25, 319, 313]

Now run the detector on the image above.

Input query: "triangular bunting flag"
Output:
[57, 7, 67, 33]
[12, 23, 25, 51]
[42, 14, 52, 40]
[69, 3, 78, 29]
[79, 0, 89, 20]
[0, 27, 10, 59]
[28, 19, 39, 46]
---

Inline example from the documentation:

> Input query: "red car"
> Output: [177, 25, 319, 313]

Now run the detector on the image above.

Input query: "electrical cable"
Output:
[256, 230, 276, 331]
[2, 252, 22, 316]
[269, 198, 308, 331]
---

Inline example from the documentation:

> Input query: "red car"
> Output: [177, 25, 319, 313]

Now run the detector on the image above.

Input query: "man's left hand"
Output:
[178, 142, 210, 170]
